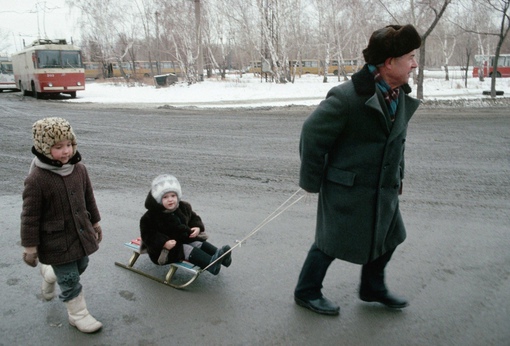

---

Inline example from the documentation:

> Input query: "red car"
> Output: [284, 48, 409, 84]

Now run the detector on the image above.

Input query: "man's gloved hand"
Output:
[93, 224, 103, 243]
[23, 247, 38, 267]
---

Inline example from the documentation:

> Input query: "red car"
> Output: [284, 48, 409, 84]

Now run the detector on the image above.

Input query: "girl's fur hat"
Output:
[151, 174, 182, 203]
[362, 24, 421, 65]
[32, 117, 77, 159]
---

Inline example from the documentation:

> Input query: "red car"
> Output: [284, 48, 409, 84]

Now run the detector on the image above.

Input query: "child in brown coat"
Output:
[20, 117, 103, 333]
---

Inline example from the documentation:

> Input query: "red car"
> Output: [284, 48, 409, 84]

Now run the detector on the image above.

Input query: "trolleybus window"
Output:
[62, 51, 82, 68]
[37, 50, 82, 68]
[1, 62, 13, 73]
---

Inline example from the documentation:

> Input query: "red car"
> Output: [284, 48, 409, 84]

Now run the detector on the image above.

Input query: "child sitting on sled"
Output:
[140, 174, 232, 275]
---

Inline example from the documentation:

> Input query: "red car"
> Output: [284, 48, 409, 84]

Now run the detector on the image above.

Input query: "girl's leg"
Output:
[199, 241, 217, 255]
[200, 241, 232, 267]
[40, 264, 57, 301]
[77, 256, 89, 275]
[52, 257, 89, 302]
[53, 257, 101, 333]
[189, 241, 202, 248]
[185, 245, 224, 275]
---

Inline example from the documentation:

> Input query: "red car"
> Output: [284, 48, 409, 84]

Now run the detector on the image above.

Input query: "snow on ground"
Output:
[70, 70, 510, 108]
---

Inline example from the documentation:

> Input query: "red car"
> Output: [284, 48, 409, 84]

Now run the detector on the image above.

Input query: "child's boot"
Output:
[200, 242, 232, 267]
[40, 264, 57, 301]
[220, 245, 232, 267]
[65, 291, 103, 333]
[188, 247, 224, 275]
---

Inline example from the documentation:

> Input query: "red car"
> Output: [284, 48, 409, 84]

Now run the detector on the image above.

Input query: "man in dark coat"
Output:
[294, 24, 422, 316]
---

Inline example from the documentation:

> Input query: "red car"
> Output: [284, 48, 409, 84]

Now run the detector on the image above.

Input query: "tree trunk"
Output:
[416, 42, 426, 100]
[195, 0, 204, 82]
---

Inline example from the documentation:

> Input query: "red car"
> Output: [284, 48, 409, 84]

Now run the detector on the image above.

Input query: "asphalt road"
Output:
[1, 91, 509, 345]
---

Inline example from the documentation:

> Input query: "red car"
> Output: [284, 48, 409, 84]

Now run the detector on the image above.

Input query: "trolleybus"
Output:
[472, 54, 510, 78]
[0, 58, 19, 92]
[12, 39, 85, 98]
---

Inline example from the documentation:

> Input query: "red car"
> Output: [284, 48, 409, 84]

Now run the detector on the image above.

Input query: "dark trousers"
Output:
[294, 243, 395, 300]
[52, 256, 89, 302]
[360, 247, 395, 294]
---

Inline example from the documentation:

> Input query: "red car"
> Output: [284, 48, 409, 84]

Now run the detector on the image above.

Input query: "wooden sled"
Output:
[114, 237, 202, 289]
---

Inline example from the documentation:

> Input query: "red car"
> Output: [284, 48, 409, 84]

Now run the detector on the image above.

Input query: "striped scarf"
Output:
[368, 64, 399, 121]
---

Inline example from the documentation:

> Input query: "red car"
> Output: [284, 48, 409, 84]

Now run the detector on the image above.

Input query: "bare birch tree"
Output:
[206, 0, 248, 79]
[155, 0, 198, 84]
[67, 0, 137, 80]
[485, 0, 510, 97]
[413, 0, 453, 100]
[133, 0, 159, 76]
[434, 23, 457, 80]
[313, 0, 332, 83]
[257, 0, 283, 82]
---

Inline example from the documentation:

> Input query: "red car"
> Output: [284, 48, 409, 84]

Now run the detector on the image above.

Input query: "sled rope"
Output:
[203, 188, 305, 271]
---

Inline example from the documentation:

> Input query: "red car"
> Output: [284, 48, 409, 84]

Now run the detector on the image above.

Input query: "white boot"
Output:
[65, 292, 103, 333]
[40, 264, 57, 301]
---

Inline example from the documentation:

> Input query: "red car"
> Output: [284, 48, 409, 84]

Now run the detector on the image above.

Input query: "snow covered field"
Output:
[70, 71, 510, 108]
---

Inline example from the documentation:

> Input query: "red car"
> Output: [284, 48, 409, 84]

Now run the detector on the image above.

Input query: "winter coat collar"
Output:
[31, 146, 82, 167]
[352, 64, 412, 96]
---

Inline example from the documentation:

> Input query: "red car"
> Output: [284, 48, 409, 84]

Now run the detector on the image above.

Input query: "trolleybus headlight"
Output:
[48, 82, 53, 87]
[77, 82, 82, 86]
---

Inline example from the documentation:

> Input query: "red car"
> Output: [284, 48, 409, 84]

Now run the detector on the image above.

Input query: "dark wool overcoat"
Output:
[140, 192, 205, 264]
[20, 163, 101, 265]
[299, 65, 420, 264]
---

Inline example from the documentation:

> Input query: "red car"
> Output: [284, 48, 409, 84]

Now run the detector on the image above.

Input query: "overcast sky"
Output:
[0, 0, 80, 55]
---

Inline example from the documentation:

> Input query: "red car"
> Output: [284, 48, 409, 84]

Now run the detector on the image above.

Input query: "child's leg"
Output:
[52, 257, 102, 333]
[200, 242, 232, 267]
[40, 264, 57, 301]
[183, 243, 197, 260]
[52, 257, 89, 302]
[198, 241, 217, 255]
[77, 257, 89, 275]
[182, 241, 205, 260]
[184, 245, 223, 275]
[189, 241, 202, 248]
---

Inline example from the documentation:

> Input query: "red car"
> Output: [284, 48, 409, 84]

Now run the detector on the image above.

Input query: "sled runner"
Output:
[114, 237, 202, 289]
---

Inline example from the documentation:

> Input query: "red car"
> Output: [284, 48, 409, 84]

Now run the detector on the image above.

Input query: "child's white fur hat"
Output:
[151, 174, 182, 203]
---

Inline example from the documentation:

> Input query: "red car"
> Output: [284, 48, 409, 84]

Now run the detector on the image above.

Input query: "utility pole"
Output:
[195, 0, 204, 82]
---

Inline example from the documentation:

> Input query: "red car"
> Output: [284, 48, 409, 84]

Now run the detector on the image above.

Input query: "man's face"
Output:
[386, 50, 418, 88]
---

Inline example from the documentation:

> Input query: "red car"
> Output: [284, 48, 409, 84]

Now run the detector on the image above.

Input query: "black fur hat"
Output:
[362, 24, 421, 65]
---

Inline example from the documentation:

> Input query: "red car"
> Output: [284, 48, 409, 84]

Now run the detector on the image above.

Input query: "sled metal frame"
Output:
[114, 241, 202, 289]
